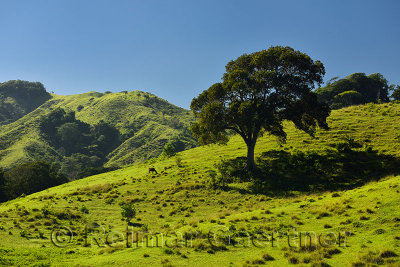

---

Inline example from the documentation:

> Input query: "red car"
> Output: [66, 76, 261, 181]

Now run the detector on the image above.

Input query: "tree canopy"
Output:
[0, 80, 52, 124]
[191, 46, 330, 171]
[2, 162, 66, 201]
[315, 73, 393, 108]
[0, 80, 51, 112]
[392, 85, 400, 101]
[39, 108, 122, 179]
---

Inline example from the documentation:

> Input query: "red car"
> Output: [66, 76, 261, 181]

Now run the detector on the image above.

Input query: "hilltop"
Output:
[0, 102, 399, 266]
[0, 80, 51, 125]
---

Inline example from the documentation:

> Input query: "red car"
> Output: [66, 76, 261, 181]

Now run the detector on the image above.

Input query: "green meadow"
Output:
[1, 102, 399, 266]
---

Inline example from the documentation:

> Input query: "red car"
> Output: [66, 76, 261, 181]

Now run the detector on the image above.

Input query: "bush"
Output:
[215, 157, 250, 183]
[162, 142, 176, 157]
[364, 145, 374, 153]
[175, 156, 183, 167]
[80, 205, 89, 214]
[121, 203, 136, 223]
[335, 136, 362, 153]
[19, 230, 29, 238]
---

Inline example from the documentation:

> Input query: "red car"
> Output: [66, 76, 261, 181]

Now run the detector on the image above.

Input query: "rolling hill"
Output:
[0, 89, 197, 175]
[0, 102, 399, 266]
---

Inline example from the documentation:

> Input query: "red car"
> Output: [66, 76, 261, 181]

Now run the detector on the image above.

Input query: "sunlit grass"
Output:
[0, 102, 400, 266]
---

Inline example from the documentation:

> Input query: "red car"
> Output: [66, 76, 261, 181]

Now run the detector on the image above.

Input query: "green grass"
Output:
[0, 102, 400, 266]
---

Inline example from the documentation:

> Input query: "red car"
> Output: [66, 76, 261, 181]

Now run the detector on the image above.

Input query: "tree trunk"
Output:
[246, 140, 256, 171]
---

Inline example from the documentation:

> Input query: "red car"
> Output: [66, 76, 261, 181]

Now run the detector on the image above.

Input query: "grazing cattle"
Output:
[149, 167, 158, 174]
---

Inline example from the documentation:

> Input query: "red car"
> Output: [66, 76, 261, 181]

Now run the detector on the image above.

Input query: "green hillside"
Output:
[0, 102, 399, 266]
[0, 90, 196, 173]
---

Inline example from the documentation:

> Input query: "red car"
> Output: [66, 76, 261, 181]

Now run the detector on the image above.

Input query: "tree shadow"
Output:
[218, 149, 400, 194]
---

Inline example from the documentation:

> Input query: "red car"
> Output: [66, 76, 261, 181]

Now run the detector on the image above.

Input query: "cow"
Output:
[148, 167, 158, 174]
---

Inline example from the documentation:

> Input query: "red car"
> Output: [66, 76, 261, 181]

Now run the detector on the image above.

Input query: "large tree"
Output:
[190, 46, 330, 171]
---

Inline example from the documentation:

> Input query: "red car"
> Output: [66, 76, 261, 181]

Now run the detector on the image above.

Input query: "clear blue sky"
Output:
[0, 0, 399, 109]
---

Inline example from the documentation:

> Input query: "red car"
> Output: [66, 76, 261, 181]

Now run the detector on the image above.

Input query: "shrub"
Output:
[215, 157, 250, 183]
[380, 250, 398, 258]
[262, 253, 275, 261]
[206, 170, 229, 189]
[19, 229, 29, 238]
[175, 156, 183, 167]
[80, 205, 89, 214]
[364, 145, 374, 153]
[288, 256, 299, 264]
[335, 136, 362, 153]
[162, 142, 176, 157]
[121, 203, 136, 223]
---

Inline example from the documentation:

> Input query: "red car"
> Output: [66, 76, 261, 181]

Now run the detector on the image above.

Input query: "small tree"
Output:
[162, 142, 176, 157]
[121, 203, 136, 224]
[191, 46, 330, 171]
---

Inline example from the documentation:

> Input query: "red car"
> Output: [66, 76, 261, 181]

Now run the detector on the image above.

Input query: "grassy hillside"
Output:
[0, 102, 399, 266]
[0, 90, 196, 170]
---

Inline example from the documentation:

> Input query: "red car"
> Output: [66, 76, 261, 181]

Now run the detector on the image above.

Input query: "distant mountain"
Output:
[0, 80, 51, 125]
[0, 86, 197, 178]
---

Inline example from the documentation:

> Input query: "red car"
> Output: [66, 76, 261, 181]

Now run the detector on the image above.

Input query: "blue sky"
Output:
[0, 0, 399, 109]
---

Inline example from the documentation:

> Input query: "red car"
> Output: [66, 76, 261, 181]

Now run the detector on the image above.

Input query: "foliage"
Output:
[215, 157, 250, 183]
[392, 85, 400, 101]
[0, 90, 197, 170]
[333, 90, 362, 108]
[254, 148, 400, 191]
[0, 80, 51, 125]
[175, 156, 183, 167]
[335, 136, 362, 153]
[58, 154, 103, 179]
[191, 46, 330, 170]
[0, 103, 400, 266]
[162, 142, 176, 157]
[80, 205, 89, 214]
[120, 203, 136, 223]
[316, 73, 393, 108]
[1, 162, 67, 201]
[38, 108, 122, 178]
